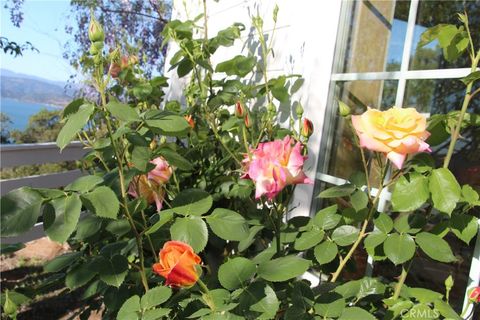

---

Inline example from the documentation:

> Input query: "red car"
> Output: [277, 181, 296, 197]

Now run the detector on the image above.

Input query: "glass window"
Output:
[335, 0, 410, 73]
[409, 0, 480, 70]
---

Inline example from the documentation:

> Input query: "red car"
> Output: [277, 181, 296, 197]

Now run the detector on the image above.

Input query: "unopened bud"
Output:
[338, 100, 351, 117]
[120, 56, 129, 69]
[267, 102, 276, 114]
[129, 55, 139, 65]
[88, 13, 105, 43]
[295, 103, 304, 117]
[109, 63, 121, 78]
[149, 139, 157, 151]
[89, 41, 104, 55]
[184, 115, 195, 129]
[235, 101, 245, 118]
[244, 113, 252, 128]
[301, 118, 314, 138]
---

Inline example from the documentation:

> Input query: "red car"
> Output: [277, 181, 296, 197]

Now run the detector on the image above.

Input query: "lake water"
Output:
[1, 98, 61, 131]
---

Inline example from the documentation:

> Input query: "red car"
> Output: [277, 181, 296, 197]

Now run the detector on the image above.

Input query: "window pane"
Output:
[323, 80, 398, 180]
[409, 0, 480, 70]
[334, 0, 410, 73]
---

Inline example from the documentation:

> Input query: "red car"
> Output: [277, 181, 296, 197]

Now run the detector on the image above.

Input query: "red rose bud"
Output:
[244, 113, 252, 128]
[302, 118, 314, 137]
[88, 14, 105, 43]
[235, 101, 245, 118]
[184, 115, 195, 128]
[468, 287, 480, 303]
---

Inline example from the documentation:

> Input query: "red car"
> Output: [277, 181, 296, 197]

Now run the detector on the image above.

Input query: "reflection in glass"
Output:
[325, 80, 398, 180]
[335, 0, 409, 73]
[410, 0, 480, 70]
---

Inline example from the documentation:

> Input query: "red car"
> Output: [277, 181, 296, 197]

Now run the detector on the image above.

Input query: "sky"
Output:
[1, 0, 75, 82]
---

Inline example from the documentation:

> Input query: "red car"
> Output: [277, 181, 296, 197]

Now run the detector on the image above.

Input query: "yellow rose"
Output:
[351, 107, 431, 169]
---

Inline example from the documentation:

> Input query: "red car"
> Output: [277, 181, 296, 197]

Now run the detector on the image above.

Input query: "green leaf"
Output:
[350, 190, 368, 211]
[331, 225, 359, 246]
[391, 173, 429, 212]
[170, 216, 208, 252]
[131, 146, 150, 172]
[56, 103, 94, 150]
[250, 285, 280, 320]
[461, 184, 479, 204]
[418, 24, 444, 47]
[461, 70, 480, 85]
[75, 215, 103, 240]
[318, 184, 356, 198]
[415, 232, 456, 263]
[44, 194, 82, 243]
[238, 226, 264, 252]
[314, 293, 345, 318]
[66, 261, 97, 289]
[364, 231, 387, 250]
[0, 243, 25, 255]
[1, 187, 43, 237]
[215, 55, 256, 77]
[450, 213, 478, 244]
[142, 308, 171, 320]
[158, 148, 193, 171]
[81, 186, 120, 219]
[218, 257, 256, 290]
[383, 233, 415, 265]
[97, 255, 129, 287]
[106, 100, 139, 122]
[206, 208, 249, 241]
[314, 240, 338, 265]
[408, 287, 443, 304]
[117, 295, 140, 320]
[105, 219, 131, 237]
[429, 168, 461, 215]
[145, 209, 175, 235]
[313, 205, 341, 230]
[374, 213, 393, 234]
[171, 189, 213, 216]
[44, 252, 82, 273]
[145, 114, 190, 135]
[294, 229, 324, 250]
[140, 286, 172, 310]
[290, 78, 304, 94]
[257, 256, 310, 282]
[339, 307, 377, 320]
[62, 98, 84, 119]
[434, 299, 462, 320]
[132, 83, 153, 100]
[65, 175, 103, 192]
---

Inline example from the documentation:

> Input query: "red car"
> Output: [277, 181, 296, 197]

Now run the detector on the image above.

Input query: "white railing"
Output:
[1, 141, 87, 243]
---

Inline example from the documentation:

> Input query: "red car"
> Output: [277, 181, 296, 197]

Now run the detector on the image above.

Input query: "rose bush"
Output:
[1, 6, 479, 320]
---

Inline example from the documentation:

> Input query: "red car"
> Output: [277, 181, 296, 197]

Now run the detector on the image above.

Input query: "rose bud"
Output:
[88, 13, 105, 43]
[184, 115, 195, 128]
[235, 101, 245, 118]
[153, 241, 202, 287]
[338, 100, 351, 117]
[109, 62, 121, 78]
[244, 112, 252, 128]
[302, 118, 314, 138]
[468, 287, 480, 303]
[120, 55, 129, 69]
[128, 175, 165, 211]
[129, 55, 139, 65]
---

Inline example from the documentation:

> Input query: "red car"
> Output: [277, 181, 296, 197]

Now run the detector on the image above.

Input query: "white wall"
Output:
[164, 0, 342, 217]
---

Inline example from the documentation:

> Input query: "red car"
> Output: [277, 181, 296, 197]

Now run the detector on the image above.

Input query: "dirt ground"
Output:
[1, 237, 102, 320]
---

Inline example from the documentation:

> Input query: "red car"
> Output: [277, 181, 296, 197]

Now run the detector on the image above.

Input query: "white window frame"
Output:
[313, 0, 480, 313]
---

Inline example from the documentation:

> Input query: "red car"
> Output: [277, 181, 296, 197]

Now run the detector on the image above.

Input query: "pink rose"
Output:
[128, 175, 165, 211]
[148, 157, 172, 185]
[243, 136, 313, 199]
[352, 107, 431, 169]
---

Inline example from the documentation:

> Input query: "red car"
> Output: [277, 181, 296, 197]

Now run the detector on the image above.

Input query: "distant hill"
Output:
[1, 69, 73, 106]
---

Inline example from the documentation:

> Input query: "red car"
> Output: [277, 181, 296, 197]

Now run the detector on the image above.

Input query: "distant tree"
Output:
[10, 109, 62, 143]
[0, 112, 12, 143]
[2, 0, 38, 57]
[64, 0, 171, 76]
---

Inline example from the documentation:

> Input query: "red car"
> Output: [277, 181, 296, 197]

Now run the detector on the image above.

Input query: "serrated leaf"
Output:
[1, 187, 43, 237]
[339, 307, 377, 320]
[44, 252, 82, 273]
[140, 286, 172, 310]
[56, 103, 94, 150]
[318, 184, 356, 198]
[65, 175, 103, 192]
[384, 233, 415, 265]
[170, 216, 208, 252]
[97, 255, 129, 287]
[171, 189, 212, 216]
[106, 101, 140, 122]
[429, 168, 461, 215]
[117, 295, 140, 320]
[44, 194, 82, 243]
[331, 225, 359, 246]
[392, 173, 429, 212]
[374, 213, 393, 233]
[206, 208, 249, 241]
[313, 205, 340, 230]
[218, 257, 256, 290]
[257, 256, 310, 282]
[415, 232, 456, 263]
[314, 240, 338, 265]
[81, 186, 120, 219]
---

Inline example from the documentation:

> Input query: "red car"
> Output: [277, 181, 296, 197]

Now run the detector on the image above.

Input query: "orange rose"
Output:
[352, 107, 431, 169]
[153, 241, 202, 287]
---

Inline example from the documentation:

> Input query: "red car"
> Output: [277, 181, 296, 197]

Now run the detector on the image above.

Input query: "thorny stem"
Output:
[348, 120, 372, 198]
[443, 49, 480, 168]
[392, 264, 409, 300]
[98, 81, 149, 292]
[197, 278, 216, 311]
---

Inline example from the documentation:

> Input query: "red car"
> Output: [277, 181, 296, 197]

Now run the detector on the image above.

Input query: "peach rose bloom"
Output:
[148, 157, 172, 185]
[153, 241, 202, 287]
[128, 175, 165, 211]
[352, 107, 431, 169]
